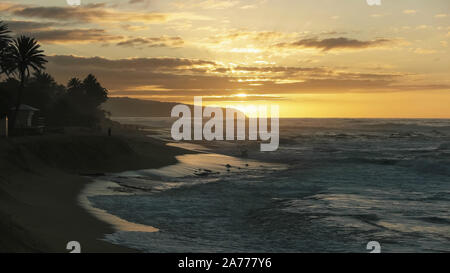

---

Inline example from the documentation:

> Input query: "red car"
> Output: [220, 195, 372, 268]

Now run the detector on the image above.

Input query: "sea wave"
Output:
[88, 118, 450, 252]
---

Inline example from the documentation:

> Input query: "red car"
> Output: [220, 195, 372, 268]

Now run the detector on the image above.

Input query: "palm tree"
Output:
[33, 71, 56, 87]
[67, 77, 83, 94]
[83, 74, 108, 106]
[0, 21, 12, 75]
[4, 36, 47, 132]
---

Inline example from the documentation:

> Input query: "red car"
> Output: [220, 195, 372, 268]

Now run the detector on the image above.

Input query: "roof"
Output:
[11, 104, 39, 111]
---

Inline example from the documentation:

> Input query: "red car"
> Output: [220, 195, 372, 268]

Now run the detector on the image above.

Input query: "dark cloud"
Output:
[47, 55, 216, 70]
[3, 19, 182, 46]
[129, 0, 148, 4]
[276, 37, 392, 51]
[1, 3, 168, 23]
[31, 29, 123, 43]
[117, 36, 184, 48]
[337, 72, 403, 80]
[4, 20, 55, 32]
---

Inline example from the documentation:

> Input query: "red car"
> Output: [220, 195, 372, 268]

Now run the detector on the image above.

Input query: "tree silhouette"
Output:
[67, 77, 84, 99]
[0, 21, 11, 75]
[82, 74, 108, 107]
[3, 36, 47, 132]
[0, 21, 10, 44]
[48, 75, 109, 127]
[25, 71, 64, 115]
[0, 24, 109, 129]
[67, 78, 83, 91]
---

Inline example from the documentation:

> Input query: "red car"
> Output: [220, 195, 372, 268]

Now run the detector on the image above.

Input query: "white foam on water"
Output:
[79, 179, 159, 233]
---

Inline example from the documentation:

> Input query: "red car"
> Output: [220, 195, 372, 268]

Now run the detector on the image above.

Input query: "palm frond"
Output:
[0, 21, 11, 46]
[3, 36, 47, 79]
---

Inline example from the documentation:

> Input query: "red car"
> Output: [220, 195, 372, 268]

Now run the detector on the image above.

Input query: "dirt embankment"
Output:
[0, 134, 188, 252]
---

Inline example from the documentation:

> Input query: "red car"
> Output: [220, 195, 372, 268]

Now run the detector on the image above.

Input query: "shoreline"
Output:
[0, 130, 191, 252]
[79, 178, 159, 234]
[80, 139, 287, 252]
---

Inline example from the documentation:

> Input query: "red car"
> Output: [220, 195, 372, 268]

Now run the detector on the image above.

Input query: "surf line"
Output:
[170, 96, 279, 151]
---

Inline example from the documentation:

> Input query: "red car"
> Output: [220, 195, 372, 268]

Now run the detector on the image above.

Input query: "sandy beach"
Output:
[0, 129, 190, 252]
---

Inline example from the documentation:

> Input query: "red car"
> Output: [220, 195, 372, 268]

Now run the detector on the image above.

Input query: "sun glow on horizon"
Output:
[233, 93, 248, 98]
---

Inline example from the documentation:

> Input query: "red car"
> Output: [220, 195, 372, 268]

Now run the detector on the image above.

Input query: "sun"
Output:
[233, 93, 248, 98]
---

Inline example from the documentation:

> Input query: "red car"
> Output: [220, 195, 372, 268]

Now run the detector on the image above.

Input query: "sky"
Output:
[0, 0, 449, 117]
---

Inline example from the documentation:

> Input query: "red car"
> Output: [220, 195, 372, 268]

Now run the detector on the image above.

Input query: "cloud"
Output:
[0, 2, 209, 24]
[31, 29, 123, 44]
[46, 55, 216, 70]
[116, 36, 184, 48]
[275, 37, 392, 51]
[194, 30, 301, 54]
[15, 5, 166, 23]
[413, 48, 437, 55]
[4, 20, 55, 32]
[43, 54, 441, 101]
[4, 19, 182, 47]
[206, 30, 298, 44]
[320, 31, 347, 36]
[416, 25, 430, 30]
[129, 0, 148, 4]
[240, 4, 257, 9]
[121, 24, 149, 32]
[229, 66, 330, 75]
[403, 10, 417, 15]
[127, 0, 152, 8]
[173, 0, 240, 10]
[4, 20, 125, 44]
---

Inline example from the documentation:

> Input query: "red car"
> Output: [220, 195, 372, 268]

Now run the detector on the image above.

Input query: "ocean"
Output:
[84, 118, 450, 252]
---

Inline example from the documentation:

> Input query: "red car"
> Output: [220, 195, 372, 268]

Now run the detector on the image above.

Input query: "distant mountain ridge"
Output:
[102, 97, 180, 117]
[102, 97, 246, 118]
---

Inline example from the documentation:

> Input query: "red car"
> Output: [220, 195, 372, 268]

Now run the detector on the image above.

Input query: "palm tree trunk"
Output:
[10, 71, 25, 133]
